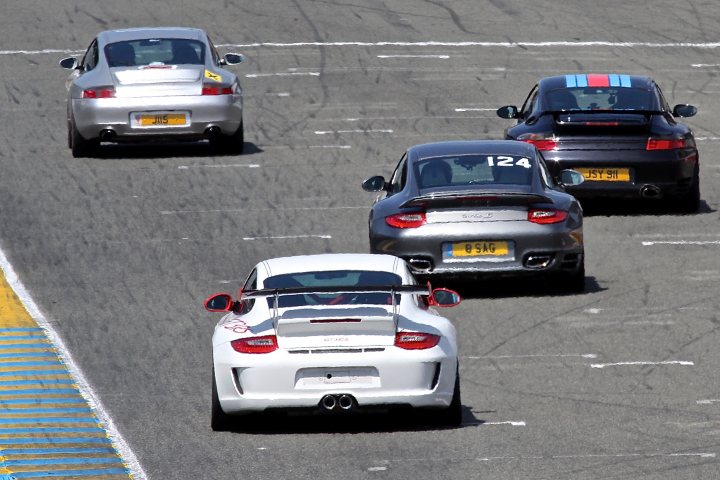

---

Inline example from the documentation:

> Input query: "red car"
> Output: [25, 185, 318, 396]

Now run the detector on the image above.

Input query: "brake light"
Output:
[82, 87, 115, 98]
[231, 335, 278, 354]
[385, 212, 426, 228]
[202, 84, 233, 95]
[395, 331, 440, 350]
[646, 138, 686, 150]
[517, 133, 557, 151]
[528, 209, 568, 224]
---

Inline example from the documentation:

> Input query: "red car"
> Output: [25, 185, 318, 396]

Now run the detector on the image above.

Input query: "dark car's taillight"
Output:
[385, 212, 426, 228]
[646, 137, 686, 150]
[82, 87, 115, 98]
[528, 209, 568, 224]
[517, 133, 557, 151]
[231, 335, 278, 354]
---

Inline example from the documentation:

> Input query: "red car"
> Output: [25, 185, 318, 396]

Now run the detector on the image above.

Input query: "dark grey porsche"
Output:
[362, 140, 586, 291]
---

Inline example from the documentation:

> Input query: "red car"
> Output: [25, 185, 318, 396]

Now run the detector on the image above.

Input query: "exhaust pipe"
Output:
[338, 394, 354, 411]
[408, 258, 432, 272]
[524, 254, 553, 269]
[99, 129, 116, 141]
[204, 126, 221, 139]
[640, 185, 662, 199]
[320, 394, 337, 411]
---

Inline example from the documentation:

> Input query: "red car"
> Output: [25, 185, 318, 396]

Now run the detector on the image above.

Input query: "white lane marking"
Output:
[464, 354, 597, 359]
[245, 72, 319, 78]
[266, 92, 290, 97]
[219, 41, 720, 49]
[642, 240, 720, 246]
[695, 137, 720, 141]
[314, 129, 393, 135]
[0, 48, 83, 55]
[455, 108, 498, 112]
[0, 246, 147, 478]
[591, 361, 694, 369]
[308, 145, 352, 149]
[160, 206, 367, 215]
[243, 234, 332, 240]
[367, 466, 388, 472]
[550, 452, 715, 459]
[697, 399, 720, 405]
[483, 421, 526, 426]
[178, 164, 260, 169]
[377, 54, 450, 59]
[691, 64, 720, 67]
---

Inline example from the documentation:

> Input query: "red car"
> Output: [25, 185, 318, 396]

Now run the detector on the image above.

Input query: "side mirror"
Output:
[59, 57, 79, 70]
[222, 53, 244, 66]
[204, 293, 234, 312]
[672, 104, 697, 118]
[559, 169, 585, 187]
[428, 288, 461, 307]
[362, 175, 388, 192]
[496, 105, 519, 119]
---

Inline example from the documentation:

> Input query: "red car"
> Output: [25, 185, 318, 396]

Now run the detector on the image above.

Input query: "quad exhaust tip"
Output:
[524, 254, 553, 269]
[640, 185, 662, 199]
[408, 258, 432, 272]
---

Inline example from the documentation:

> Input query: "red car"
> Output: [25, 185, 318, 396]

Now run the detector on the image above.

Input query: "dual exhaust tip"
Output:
[320, 394, 355, 412]
[98, 126, 222, 141]
[640, 185, 662, 199]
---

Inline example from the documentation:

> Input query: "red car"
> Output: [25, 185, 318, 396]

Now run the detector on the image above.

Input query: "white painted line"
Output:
[0, 245, 147, 478]
[691, 64, 720, 67]
[160, 206, 366, 215]
[219, 41, 720, 49]
[642, 240, 720, 246]
[367, 466, 388, 472]
[0, 49, 83, 55]
[465, 354, 597, 359]
[483, 421, 526, 426]
[308, 145, 352, 149]
[314, 129, 393, 135]
[178, 164, 260, 169]
[245, 72, 319, 78]
[243, 234, 332, 241]
[591, 360, 694, 369]
[377, 54, 450, 59]
[455, 108, 498, 112]
[697, 399, 720, 405]
[695, 137, 720, 141]
[551, 452, 715, 459]
[266, 92, 290, 97]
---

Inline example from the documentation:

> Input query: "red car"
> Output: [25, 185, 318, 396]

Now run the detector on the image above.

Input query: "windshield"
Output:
[263, 270, 403, 308]
[104, 38, 205, 67]
[414, 154, 533, 189]
[546, 87, 657, 111]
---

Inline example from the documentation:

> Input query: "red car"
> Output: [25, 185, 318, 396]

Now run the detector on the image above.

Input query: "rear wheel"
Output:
[435, 367, 462, 427]
[677, 165, 700, 213]
[562, 256, 585, 294]
[211, 369, 234, 432]
[70, 119, 99, 158]
[215, 121, 244, 154]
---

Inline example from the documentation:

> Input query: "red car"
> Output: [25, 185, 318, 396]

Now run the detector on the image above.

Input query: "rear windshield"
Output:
[414, 154, 533, 189]
[104, 38, 205, 67]
[545, 87, 657, 111]
[263, 270, 403, 307]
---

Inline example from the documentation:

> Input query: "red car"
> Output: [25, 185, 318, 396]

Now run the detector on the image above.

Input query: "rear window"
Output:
[546, 87, 656, 111]
[104, 38, 205, 67]
[263, 270, 402, 307]
[414, 154, 533, 189]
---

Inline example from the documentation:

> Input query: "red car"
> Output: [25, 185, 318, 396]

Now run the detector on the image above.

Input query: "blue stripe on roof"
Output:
[0, 389, 80, 395]
[0, 380, 74, 387]
[609, 74, 620, 87]
[0, 329, 43, 333]
[0, 352, 57, 359]
[0, 468, 129, 478]
[0, 418, 97, 424]
[0, 370, 68, 377]
[0, 344, 51, 350]
[565, 74, 577, 88]
[0, 427, 105, 433]
[575, 74, 588, 87]
[620, 74, 632, 87]
[1, 447, 116, 455]
[0, 407, 92, 414]
[1, 456, 124, 466]
[0, 437, 111, 445]
[0, 336, 46, 340]
[0, 398, 85, 405]
[0, 361, 63, 367]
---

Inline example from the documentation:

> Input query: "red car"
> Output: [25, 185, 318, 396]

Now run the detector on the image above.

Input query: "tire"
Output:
[215, 121, 244, 154]
[211, 369, 234, 432]
[562, 257, 586, 294]
[677, 166, 700, 213]
[70, 119, 99, 158]
[435, 366, 462, 427]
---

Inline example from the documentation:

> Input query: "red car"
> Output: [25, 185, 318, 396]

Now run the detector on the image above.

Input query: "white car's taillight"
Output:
[395, 331, 440, 350]
[82, 87, 115, 98]
[231, 335, 278, 354]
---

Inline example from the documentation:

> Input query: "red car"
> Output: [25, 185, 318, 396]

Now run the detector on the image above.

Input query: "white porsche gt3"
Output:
[204, 253, 463, 430]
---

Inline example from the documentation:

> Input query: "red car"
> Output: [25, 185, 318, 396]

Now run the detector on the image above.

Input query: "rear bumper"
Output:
[213, 344, 457, 414]
[71, 94, 243, 140]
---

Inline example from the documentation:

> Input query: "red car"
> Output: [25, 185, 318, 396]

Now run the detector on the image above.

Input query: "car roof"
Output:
[261, 254, 402, 277]
[408, 140, 536, 160]
[97, 27, 206, 45]
[539, 74, 655, 91]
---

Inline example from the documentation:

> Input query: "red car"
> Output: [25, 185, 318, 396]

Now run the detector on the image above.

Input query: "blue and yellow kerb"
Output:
[0, 271, 133, 479]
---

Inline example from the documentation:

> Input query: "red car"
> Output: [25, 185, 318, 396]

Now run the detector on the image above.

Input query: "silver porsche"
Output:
[59, 27, 245, 157]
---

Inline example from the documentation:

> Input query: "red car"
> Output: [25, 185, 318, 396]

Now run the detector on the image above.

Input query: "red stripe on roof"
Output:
[587, 74, 609, 87]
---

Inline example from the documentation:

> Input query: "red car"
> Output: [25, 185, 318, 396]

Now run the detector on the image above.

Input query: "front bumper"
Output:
[71, 94, 242, 141]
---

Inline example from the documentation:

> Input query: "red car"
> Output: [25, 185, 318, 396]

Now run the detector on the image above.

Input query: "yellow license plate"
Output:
[576, 167, 630, 182]
[447, 241, 509, 257]
[137, 113, 187, 126]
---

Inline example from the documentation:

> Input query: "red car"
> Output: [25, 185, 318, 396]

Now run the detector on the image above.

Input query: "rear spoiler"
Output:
[401, 191, 552, 209]
[543, 109, 663, 116]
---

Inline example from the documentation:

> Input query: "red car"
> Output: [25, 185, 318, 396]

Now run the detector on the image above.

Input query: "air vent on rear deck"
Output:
[288, 347, 386, 354]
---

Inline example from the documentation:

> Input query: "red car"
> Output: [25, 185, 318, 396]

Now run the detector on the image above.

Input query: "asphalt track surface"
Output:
[1, 1, 720, 479]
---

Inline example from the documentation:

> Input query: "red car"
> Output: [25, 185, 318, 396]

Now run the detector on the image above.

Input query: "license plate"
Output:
[131, 112, 188, 127]
[445, 241, 509, 257]
[576, 167, 630, 182]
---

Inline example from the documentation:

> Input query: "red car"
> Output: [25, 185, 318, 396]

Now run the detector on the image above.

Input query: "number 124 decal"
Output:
[486, 156, 532, 169]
